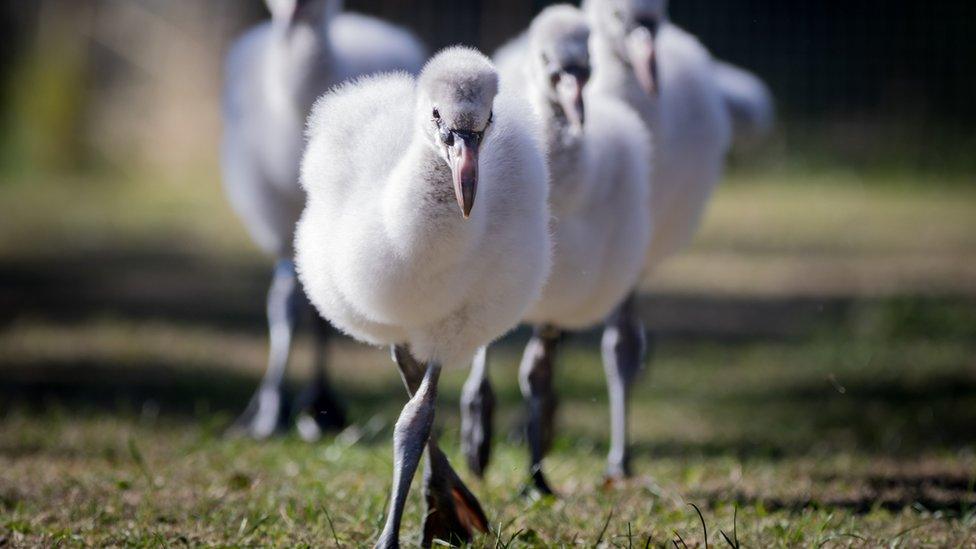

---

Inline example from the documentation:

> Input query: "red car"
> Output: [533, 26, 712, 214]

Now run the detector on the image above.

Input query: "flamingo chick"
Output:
[581, 0, 734, 479]
[221, 0, 425, 440]
[585, 0, 732, 272]
[460, 5, 653, 493]
[713, 60, 775, 149]
[295, 47, 552, 547]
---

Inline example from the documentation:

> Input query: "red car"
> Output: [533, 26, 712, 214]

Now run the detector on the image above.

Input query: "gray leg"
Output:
[376, 347, 441, 549]
[386, 347, 489, 548]
[601, 292, 646, 481]
[228, 259, 302, 439]
[294, 313, 348, 441]
[518, 325, 562, 495]
[460, 346, 495, 477]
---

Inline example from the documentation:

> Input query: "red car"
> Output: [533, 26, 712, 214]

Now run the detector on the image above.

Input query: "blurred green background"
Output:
[2, 0, 974, 175]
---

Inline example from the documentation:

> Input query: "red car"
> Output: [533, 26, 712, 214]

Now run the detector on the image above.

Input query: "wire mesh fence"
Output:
[336, 1, 976, 126]
[2, 0, 973, 171]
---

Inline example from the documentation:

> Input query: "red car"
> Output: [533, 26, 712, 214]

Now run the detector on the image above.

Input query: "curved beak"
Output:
[447, 131, 480, 219]
[556, 73, 586, 133]
[627, 27, 659, 96]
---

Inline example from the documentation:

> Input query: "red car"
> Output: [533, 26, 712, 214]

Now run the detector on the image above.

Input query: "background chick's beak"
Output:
[448, 132, 479, 218]
[627, 27, 659, 96]
[556, 72, 586, 133]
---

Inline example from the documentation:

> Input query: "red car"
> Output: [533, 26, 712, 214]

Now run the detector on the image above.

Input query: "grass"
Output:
[1, 166, 975, 546]
[1, 313, 974, 547]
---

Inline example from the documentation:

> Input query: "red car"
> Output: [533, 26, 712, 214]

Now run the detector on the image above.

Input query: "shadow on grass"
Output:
[12, 249, 975, 341]
[0, 357, 397, 430]
[696, 490, 976, 516]
[3, 352, 974, 460]
[0, 250, 270, 333]
[617, 375, 976, 459]
[692, 466, 976, 515]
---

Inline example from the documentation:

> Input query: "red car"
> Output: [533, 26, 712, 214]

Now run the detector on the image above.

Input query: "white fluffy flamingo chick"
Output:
[459, 5, 653, 491]
[584, 0, 732, 272]
[295, 46, 551, 547]
[221, 0, 426, 440]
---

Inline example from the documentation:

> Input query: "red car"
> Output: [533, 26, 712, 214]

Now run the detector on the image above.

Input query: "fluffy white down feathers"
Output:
[524, 97, 652, 329]
[584, 0, 733, 273]
[221, 5, 426, 257]
[296, 48, 552, 368]
[497, 4, 653, 330]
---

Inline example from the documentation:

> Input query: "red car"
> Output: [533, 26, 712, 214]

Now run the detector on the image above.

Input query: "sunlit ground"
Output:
[1, 166, 975, 546]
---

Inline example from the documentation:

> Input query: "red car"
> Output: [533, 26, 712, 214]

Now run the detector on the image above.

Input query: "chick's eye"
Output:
[432, 108, 441, 121]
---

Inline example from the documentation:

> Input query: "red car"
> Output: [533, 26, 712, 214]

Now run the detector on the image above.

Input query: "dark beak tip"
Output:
[462, 183, 476, 218]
